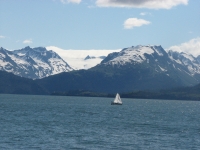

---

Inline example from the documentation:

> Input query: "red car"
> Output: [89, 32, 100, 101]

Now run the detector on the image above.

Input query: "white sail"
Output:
[113, 93, 122, 104]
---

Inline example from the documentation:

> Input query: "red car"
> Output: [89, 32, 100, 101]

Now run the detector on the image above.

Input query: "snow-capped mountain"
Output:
[88, 45, 200, 91]
[28, 45, 200, 93]
[0, 46, 73, 79]
[101, 45, 166, 65]
[1, 45, 200, 92]
[100, 45, 200, 77]
[168, 50, 200, 75]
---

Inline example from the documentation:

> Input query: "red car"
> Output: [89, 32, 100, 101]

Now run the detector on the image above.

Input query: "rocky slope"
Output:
[0, 46, 73, 79]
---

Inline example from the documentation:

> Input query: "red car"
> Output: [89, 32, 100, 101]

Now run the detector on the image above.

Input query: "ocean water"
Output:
[0, 94, 200, 150]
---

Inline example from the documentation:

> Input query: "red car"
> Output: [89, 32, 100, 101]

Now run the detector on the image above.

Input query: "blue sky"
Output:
[0, 0, 200, 55]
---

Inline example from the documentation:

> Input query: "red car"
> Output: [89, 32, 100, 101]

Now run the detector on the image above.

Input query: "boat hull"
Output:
[111, 102, 122, 105]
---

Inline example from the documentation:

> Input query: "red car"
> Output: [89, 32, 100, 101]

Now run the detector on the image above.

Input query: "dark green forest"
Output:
[52, 85, 200, 101]
[1, 70, 200, 100]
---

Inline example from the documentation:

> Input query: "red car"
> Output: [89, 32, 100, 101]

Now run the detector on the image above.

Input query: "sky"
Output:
[0, 0, 200, 56]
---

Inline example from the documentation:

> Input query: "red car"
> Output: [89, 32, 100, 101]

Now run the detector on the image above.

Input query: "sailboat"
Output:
[111, 93, 122, 105]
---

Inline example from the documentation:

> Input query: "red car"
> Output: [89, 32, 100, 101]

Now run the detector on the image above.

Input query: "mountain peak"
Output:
[0, 47, 73, 79]
[84, 55, 96, 60]
[33, 47, 47, 52]
[84, 55, 91, 60]
[24, 46, 31, 49]
[101, 45, 166, 65]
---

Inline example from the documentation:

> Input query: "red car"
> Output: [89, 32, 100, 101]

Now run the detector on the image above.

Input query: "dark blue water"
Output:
[0, 94, 200, 150]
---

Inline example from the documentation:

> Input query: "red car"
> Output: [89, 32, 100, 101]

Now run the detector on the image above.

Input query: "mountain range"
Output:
[0, 46, 73, 79]
[36, 45, 200, 93]
[1, 45, 200, 96]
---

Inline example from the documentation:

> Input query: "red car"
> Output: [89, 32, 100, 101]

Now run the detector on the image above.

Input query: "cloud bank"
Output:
[46, 46, 120, 70]
[124, 18, 150, 29]
[168, 37, 200, 57]
[96, 0, 188, 9]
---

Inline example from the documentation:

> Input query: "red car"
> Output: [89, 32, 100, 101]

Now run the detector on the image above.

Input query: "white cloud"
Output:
[23, 39, 33, 44]
[124, 18, 150, 29]
[60, 0, 81, 4]
[96, 0, 188, 9]
[0, 35, 5, 39]
[168, 37, 200, 57]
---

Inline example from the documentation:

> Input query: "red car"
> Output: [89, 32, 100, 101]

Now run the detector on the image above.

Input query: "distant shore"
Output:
[51, 89, 200, 101]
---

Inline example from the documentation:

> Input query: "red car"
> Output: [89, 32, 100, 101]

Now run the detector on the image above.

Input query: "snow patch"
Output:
[0, 53, 6, 59]
[152, 46, 164, 56]
[17, 53, 26, 56]
[158, 65, 167, 72]
[8, 54, 29, 65]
